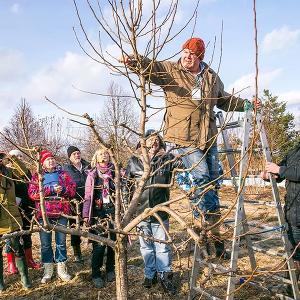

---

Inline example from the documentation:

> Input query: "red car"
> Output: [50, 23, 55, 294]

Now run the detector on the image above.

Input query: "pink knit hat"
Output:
[40, 149, 53, 165]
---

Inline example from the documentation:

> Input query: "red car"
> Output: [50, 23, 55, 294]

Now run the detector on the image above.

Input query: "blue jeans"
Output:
[174, 146, 220, 216]
[206, 145, 223, 189]
[206, 145, 219, 182]
[138, 220, 172, 279]
[39, 217, 68, 263]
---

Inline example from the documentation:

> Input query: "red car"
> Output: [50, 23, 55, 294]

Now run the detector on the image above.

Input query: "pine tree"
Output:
[262, 89, 299, 162]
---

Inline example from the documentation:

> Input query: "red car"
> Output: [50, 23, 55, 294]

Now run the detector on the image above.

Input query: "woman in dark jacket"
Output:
[83, 148, 115, 288]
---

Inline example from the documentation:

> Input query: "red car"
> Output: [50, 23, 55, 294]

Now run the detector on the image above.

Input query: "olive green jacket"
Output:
[134, 57, 245, 149]
[0, 168, 23, 235]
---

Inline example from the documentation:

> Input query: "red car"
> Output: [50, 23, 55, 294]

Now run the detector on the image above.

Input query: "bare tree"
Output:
[0, 99, 45, 153]
[98, 81, 139, 164]
[0, 99, 71, 160]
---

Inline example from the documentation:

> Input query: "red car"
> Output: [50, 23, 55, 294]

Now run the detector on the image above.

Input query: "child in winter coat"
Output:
[28, 149, 76, 284]
[82, 148, 115, 288]
[0, 152, 31, 292]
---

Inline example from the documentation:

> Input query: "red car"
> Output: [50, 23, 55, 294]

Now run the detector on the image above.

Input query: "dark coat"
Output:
[123, 151, 181, 222]
[63, 159, 90, 200]
[276, 143, 300, 225]
[0, 166, 23, 235]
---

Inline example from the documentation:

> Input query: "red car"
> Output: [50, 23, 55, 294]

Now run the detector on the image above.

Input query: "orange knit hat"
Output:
[182, 37, 205, 60]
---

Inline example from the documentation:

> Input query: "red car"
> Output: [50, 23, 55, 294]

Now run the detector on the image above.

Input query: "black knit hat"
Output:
[67, 146, 80, 158]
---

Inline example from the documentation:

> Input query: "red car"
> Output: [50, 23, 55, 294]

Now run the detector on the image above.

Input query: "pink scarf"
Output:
[96, 163, 113, 198]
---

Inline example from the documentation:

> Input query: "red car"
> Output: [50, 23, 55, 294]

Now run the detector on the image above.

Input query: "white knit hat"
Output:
[9, 149, 23, 157]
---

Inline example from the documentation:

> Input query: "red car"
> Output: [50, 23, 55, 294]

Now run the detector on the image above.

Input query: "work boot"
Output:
[57, 261, 71, 282]
[142, 272, 158, 288]
[159, 272, 177, 295]
[0, 254, 5, 292]
[215, 240, 230, 260]
[142, 277, 153, 289]
[6, 252, 18, 275]
[15, 257, 32, 289]
[41, 263, 54, 284]
[72, 245, 83, 263]
[92, 277, 105, 288]
[152, 272, 158, 285]
[24, 248, 41, 269]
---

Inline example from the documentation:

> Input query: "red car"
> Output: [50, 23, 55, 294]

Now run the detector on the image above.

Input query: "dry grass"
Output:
[1, 186, 291, 299]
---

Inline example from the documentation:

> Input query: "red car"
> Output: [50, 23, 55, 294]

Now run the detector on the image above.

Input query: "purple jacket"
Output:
[82, 165, 115, 222]
[82, 168, 97, 222]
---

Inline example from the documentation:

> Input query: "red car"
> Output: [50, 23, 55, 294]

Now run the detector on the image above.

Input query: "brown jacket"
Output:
[0, 168, 23, 235]
[135, 57, 245, 149]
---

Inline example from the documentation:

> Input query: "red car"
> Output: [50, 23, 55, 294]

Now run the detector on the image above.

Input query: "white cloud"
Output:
[227, 69, 282, 99]
[22, 51, 110, 105]
[0, 49, 25, 81]
[262, 26, 300, 53]
[279, 90, 300, 106]
[10, 3, 21, 14]
[278, 90, 300, 129]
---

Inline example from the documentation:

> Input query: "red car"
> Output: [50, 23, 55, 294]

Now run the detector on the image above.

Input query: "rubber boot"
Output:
[15, 257, 32, 289]
[6, 252, 18, 275]
[24, 248, 41, 269]
[72, 245, 83, 263]
[0, 254, 5, 292]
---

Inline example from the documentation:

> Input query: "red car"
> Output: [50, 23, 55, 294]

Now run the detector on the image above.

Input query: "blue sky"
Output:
[0, 0, 299, 133]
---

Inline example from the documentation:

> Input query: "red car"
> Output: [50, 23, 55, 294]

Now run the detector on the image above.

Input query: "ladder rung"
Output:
[252, 246, 284, 257]
[218, 149, 241, 154]
[263, 273, 291, 284]
[244, 199, 276, 207]
[191, 286, 223, 300]
[196, 260, 232, 274]
[217, 121, 242, 129]
[276, 293, 295, 300]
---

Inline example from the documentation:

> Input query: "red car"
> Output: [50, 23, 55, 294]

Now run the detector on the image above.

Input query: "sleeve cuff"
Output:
[278, 166, 286, 178]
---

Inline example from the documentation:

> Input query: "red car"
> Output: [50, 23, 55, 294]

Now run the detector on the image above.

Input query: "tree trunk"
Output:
[115, 233, 128, 300]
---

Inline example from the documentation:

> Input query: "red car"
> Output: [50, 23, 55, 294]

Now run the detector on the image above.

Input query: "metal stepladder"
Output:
[188, 109, 300, 300]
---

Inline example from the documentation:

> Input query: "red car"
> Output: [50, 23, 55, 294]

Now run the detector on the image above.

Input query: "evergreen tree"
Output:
[262, 89, 299, 162]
